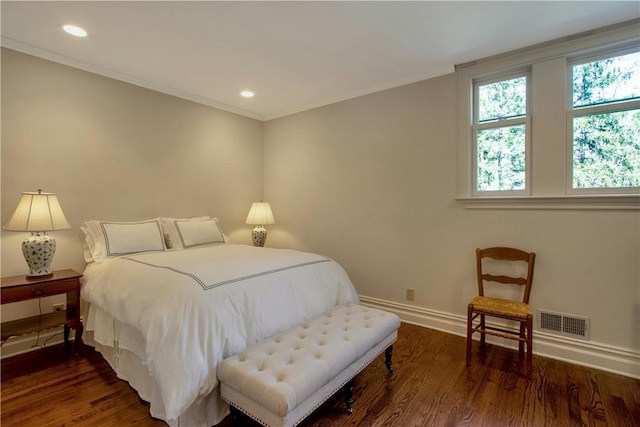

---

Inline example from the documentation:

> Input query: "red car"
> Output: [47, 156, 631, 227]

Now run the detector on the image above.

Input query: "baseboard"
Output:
[4, 299, 638, 379]
[359, 295, 640, 379]
[0, 327, 66, 359]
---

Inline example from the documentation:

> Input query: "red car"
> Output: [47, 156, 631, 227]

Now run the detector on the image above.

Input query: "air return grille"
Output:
[538, 310, 590, 340]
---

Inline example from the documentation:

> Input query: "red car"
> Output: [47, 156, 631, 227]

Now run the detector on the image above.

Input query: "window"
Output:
[458, 22, 640, 209]
[473, 74, 530, 194]
[569, 50, 640, 193]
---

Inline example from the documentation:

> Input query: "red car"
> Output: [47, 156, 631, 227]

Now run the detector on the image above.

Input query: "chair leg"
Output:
[479, 314, 486, 348]
[519, 322, 525, 357]
[526, 315, 533, 379]
[466, 305, 473, 366]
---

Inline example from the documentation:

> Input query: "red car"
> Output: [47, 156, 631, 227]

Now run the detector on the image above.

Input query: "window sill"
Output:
[456, 194, 640, 210]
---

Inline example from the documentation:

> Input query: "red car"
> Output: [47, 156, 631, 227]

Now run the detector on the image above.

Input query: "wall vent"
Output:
[538, 310, 590, 340]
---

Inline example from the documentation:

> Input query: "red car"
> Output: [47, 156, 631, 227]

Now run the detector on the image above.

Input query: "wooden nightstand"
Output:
[1, 269, 83, 353]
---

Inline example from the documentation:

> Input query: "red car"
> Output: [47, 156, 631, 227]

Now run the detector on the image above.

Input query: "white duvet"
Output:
[81, 244, 359, 424]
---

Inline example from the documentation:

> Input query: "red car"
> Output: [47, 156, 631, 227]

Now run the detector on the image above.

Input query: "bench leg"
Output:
[385, 345, 394, 375]
[229, 405, 241, 426]
[344, 379, 354, 414]
[229, 405, 245, 426]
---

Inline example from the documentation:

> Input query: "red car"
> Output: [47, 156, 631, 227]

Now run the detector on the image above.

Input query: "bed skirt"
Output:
[83, 304, 227, 426]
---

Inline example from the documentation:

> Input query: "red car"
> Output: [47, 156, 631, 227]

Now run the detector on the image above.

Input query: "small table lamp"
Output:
[3, 190, 71, 278]
[245, 202, 275, 247]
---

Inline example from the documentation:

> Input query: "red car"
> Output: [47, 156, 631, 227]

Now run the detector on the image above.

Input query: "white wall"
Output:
[263, 73, 640, 376]
[1, 48, 263, 324]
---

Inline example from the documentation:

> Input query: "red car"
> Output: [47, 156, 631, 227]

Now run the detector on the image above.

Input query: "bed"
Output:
[79, 217, 359, 426]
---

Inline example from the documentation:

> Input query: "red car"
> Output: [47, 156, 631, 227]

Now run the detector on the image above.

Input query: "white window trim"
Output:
[457, 20, 640, 210]
[457, 194, 640, 210]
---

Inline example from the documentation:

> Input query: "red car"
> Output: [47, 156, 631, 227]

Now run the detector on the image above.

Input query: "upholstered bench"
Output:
[217, 303, 401, 427]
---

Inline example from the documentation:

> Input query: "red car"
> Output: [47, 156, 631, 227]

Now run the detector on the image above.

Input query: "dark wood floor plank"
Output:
[2, 323, 639, 427]
[599, 370, 640, 427]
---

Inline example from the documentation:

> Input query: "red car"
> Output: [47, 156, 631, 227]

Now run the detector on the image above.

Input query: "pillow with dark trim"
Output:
[82, 219, 166, 261]
[175, 218, 226, 248]
[159, 216, 210, 250]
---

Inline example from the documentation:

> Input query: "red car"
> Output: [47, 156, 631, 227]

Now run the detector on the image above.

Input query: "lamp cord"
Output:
[30, 298, 44, 349]
[29, 298, 61, 350]
[0, 299, 62, 350]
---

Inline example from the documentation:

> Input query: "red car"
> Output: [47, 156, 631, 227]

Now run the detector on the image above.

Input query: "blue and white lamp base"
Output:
[22, 232, 56, 278]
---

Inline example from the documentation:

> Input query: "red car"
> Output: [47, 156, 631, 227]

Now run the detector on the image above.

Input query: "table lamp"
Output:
[3, 190, 71, 278]
[245, 202, 275, 247]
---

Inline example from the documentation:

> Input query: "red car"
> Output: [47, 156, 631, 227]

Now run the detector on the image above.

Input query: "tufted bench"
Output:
[217, 303, 401, 427]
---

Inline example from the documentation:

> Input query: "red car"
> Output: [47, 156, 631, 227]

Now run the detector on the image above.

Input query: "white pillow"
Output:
[79, 227, 96, 263]
[174, 218, 226, 248]
[159, 216, 210, 250]
[82, 219, 166, 261]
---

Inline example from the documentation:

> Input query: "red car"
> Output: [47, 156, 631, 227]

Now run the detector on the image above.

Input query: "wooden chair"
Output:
[466, 247, 536, 379]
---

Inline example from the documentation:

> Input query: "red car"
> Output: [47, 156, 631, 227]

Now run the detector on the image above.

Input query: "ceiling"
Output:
[2, 1, 638, 121]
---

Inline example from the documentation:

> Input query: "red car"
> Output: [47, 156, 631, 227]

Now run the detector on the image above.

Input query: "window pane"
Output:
[573, 51, 640, 108]
[478, 77, 526, 122]
[477, 125, 526, 191]
[573, 109, 640, 188]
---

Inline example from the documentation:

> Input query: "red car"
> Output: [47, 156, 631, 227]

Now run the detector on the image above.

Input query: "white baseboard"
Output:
[0, 327, 67, 359]
[359, 295, 640, 379]
[4, 300, 638, 379]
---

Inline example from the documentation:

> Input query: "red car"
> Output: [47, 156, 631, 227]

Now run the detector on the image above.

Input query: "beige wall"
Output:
[1, 48, 263, 319]
[263, 73, 640, 367]
[2, 44, 639, 374]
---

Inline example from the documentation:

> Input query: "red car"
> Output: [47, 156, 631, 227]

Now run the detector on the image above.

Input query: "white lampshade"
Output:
[4, 190, 71, 232]
[245, 202, 275, 226]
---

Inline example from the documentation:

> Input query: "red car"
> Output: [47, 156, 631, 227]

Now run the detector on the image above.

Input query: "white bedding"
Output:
[81, 244, 359, 425]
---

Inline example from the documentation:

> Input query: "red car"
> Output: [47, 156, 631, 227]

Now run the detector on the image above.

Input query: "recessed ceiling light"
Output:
[63, 25, 87, 38]
[240, 90, 255, 98]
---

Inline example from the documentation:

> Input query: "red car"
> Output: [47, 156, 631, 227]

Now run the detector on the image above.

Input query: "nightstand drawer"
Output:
[1, 278, 79, 304]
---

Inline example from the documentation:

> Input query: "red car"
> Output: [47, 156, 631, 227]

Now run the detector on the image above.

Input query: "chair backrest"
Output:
[476, 247, 536, 304]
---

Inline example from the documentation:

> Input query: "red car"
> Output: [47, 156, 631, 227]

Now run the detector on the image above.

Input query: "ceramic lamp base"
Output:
[251, 225, 268, 247]
[22, 232, 56, 278]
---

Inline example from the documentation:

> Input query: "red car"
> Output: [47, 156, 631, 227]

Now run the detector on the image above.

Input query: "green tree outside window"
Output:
[475, 76, 528, 192]
[572, 52, 640, 189]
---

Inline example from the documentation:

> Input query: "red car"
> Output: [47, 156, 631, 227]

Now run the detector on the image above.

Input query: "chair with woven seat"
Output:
[466, 247, 536, 379]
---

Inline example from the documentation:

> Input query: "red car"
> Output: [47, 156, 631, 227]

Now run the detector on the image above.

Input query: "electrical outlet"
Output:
[406, 288, 415, 301]
[52, 303, 65, 312]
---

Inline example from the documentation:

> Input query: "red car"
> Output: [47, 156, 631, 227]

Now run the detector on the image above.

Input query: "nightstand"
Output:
[1, 269, 83, 353]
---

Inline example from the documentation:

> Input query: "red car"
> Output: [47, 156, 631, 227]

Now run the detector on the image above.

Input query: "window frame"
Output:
[471, 71, 532, 197]
[566, 46, 640, 195]
[457, 21, 640, 210]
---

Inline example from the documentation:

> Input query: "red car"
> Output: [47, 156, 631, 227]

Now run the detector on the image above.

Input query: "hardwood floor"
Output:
[1, 323, 638, 426]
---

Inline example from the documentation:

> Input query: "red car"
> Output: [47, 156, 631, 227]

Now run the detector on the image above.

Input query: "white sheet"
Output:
[81, 244, 359, 424]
